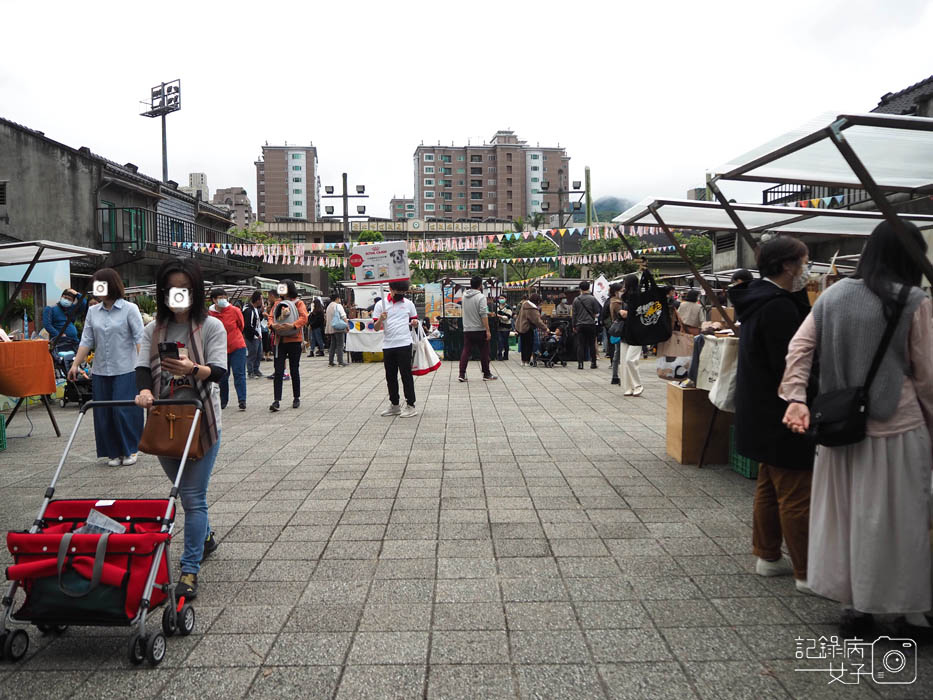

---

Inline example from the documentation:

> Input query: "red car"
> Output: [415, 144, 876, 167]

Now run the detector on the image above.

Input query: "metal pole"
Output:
[707, 178, 758, 265]
[585, 166, 592, 229]
[342, 172, 349, 281]
[826, 119, 933, 287]
[161, 114, 168, 183]
[648, 203, 737, 333]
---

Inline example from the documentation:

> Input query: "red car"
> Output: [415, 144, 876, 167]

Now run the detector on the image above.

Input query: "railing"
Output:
[763, 184, 871, 209]
[97, 207, 260, 272]
[762, 183, 811, 206]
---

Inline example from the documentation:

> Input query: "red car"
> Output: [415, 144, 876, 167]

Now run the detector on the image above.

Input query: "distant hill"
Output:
[571, 195, 636, 224]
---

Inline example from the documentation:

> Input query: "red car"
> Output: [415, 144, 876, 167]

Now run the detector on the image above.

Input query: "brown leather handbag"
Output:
[138, 405, 203, 459]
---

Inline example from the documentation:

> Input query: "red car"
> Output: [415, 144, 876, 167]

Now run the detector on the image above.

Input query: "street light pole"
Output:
[322, 173, 368, 282]
[140, 79, 181, 184]
[540, 169, 586, 277]
[161, 114, 168, 183]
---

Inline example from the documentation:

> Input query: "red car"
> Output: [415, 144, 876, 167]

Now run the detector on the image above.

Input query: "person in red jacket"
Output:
[209, 287, 247, 410]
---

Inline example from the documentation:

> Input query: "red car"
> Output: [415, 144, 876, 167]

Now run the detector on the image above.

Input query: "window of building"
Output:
[470, 155, 482, 162]
[291, 153, 301, 159]
[440, 179, 452, 187]
[470, 167, 482, 175]
[506, 165, 513, 174]
[488, 167, 496, 174]
[294, 211, 303, 218]
[424, 203, 435, 211]
[507, 203, 513, 211]
[457, 193, 465, 198]
[440, 155, 451, 162]
[457, 156, 465, 161]
[487, 179, 496, 185]
[530, 154, 540, 160]
[532, 199, 540, 206]
[292, 177, 302, 183]
[470, 192, 482, 200]
[442, 167, 452, 175]
[423, 154, 434, 161]
[507, 190, 512, 198]
[406, 212, 415, 218]
[470, 179, 482, 187]
[442, 192, 452, 200]
[507, 178, 513, 186]
[259, 180, 265, 185]
[424, 166, 434, 174]
[443, 205, 453, 212]
[424, 178, 434, 186]
[292, 165, 302, 171]
[396, 205, 404, 210]
[531, 166, 539, 172]
[293, 189, 303, 194]
[531, 177, 539, 183]
[456, 168, 465, 174]
[293, 200, 303, 206]
[406, 203, 415, 210]
[470, 204, 482, 212]
[424, 191, 435, 198]
[458, 180, 464, 186]
[488, 204, 495, 210]
[457, 205, 466, 211]
[488, 155, 495, 161]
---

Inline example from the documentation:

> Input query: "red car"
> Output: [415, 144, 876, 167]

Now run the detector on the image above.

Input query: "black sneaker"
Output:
[458, 377, 468, 383]
[483, 375, 498, 381]
[269, 401, 280, 412]
[590, 363, 598, 369]
[175, 573, 198, 601]
[220, 403, 227, 410]
[238, 401, 246, 411]
[201, 531, 219, 562]
[611, 377, 621, 385]
[292, 398, 300, 409]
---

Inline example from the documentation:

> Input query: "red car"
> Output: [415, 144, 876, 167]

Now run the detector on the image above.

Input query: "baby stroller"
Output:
[534, 320, 569, 368]
[51, 343, 92, 408]
[0, 399, 201, 667]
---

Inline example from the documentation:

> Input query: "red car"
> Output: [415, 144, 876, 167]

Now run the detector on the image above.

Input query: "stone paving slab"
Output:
[0, 353, 931, 697]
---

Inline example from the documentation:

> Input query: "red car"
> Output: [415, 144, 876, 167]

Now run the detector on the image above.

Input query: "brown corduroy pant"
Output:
[752, 463, 812, 581]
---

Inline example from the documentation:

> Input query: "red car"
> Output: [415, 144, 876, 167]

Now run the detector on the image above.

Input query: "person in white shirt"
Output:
[373, 280, 420, 418]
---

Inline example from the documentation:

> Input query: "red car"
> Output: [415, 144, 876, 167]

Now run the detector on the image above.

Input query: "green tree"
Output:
[230, 220, 289, 245]
[479, 236, 558, 282]
[675, 232, 712, 269]
[357, 230, 384, 243]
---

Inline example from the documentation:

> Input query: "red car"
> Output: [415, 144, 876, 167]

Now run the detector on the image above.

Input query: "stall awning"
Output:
[613, 198, 933, 236]
[713, 112, 933, 192]
[0, 240, 108, 266]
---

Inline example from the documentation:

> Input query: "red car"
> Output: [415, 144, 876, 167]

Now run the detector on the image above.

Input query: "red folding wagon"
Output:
[0, 399, 202, 667]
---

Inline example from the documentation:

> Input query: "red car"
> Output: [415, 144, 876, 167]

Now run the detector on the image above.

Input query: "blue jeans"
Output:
[245, 336, 262, 375]
[160, 430, 221, 574]
[220, 347, 247, 406]
[497, 329, 510, 360]
[309, 327, 326, 353]
[91, 372, 143, 458]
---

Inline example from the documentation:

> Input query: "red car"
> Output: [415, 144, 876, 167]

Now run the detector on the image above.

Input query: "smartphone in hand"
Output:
[158, 342, 180, 360]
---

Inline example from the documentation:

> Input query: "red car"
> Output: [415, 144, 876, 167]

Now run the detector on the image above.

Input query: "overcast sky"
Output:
[2, 0, 931, 218]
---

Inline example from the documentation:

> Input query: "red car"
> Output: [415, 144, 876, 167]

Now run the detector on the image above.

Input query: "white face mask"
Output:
[791, 266, 809, 293]
[216, 299, 229, 309]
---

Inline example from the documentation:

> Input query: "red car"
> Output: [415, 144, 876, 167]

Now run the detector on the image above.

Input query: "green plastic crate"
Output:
[729, 426, 758, 479]
[0, 414, 5, 452]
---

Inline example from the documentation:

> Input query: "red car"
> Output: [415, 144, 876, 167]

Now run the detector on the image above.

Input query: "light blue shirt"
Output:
[79, 299, 144, 376]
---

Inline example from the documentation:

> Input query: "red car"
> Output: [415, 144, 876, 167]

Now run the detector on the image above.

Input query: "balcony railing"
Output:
[97, 207, 260, 272]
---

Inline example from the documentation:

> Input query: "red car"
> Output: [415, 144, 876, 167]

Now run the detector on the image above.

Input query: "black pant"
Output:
[273, 342, 301, 401]
[520, 330, 536, 363]
[576, 325, 598, 366]
[384, 344, 415, 407]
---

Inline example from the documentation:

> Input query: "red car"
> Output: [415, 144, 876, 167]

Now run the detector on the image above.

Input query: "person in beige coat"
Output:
[515, 294, 549, 366]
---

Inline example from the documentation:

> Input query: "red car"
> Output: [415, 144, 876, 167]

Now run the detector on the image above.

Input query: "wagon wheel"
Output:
[3, 630, 29, 662]
[127, 633, 146, 665]
[146, 632, 166, 666]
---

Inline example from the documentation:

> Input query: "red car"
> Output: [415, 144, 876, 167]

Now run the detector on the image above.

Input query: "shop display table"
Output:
[0, 339, 60, 437]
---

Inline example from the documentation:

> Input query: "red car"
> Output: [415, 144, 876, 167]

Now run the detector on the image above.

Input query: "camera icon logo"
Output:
[92, 281, 108, 298]
[167, 287, 190, 310]
[277, 284, 288, 295]
[872, 637, 916, 684]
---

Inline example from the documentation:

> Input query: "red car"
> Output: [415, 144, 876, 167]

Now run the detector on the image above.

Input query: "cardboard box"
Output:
[666, 383, 733, 465]
[709, 306, 734, 324]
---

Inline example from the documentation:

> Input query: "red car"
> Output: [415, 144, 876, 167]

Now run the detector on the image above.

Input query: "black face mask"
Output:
[393, 293, 404, 302]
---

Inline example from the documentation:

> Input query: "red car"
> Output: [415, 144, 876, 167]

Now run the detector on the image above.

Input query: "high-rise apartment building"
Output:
[189, 172, 209, 200]
[255, 144, 320, 223]
[412, 130, 569, 222]
[212, 187, 254, 229]
[389, 196, 416, 219]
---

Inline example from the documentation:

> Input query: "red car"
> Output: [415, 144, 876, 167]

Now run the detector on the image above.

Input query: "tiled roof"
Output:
[873, 74, 933, 114]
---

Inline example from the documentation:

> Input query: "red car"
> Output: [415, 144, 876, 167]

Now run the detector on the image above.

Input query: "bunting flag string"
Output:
[781, 193, 847, 209]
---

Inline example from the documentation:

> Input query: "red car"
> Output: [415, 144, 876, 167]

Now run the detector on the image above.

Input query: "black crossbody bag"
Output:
[809, 285, 909, 447]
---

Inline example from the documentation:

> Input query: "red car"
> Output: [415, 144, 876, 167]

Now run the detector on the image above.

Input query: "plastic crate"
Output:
[0, 414, 5, 451]
[729, 426, 758, 479]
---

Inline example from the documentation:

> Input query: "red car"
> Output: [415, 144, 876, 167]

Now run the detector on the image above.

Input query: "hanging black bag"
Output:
[623, 269, 672, 346]
[809, 285, 909, 447]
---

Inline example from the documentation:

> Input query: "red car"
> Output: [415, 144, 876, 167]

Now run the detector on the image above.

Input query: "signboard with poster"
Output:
[348, 241, 410, 286]
[592, 274, 610, 306]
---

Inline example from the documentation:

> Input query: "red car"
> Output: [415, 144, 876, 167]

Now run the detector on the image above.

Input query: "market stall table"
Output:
[0, 340, 60, 437]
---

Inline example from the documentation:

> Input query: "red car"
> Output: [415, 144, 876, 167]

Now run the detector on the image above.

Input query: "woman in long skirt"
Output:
[782, 220, 933, 639]
[68, 268, 144, 466]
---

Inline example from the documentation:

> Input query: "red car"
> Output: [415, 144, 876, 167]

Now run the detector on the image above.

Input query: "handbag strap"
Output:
[864, 285, 910, 392]
[57, 532, 110, 598]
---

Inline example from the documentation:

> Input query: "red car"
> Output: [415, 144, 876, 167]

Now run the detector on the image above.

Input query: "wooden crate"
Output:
[666, 383, 733, 465]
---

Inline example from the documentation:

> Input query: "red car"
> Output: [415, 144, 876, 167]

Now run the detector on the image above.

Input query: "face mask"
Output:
[59, 298, 73, 308]
[562, 299, 568, 304]
[216, 299, 229, 309]
[791, 268, 809, 293]
[498, 298, 505, 303]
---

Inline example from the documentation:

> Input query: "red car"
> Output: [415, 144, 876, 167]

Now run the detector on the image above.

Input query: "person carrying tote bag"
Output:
[134, 259, 227, 603]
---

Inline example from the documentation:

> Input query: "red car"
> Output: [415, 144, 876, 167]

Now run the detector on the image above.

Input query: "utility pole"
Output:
[322, 173, 368, 282]
[585, 166, 593, 229]
[140, 80, 181, 183]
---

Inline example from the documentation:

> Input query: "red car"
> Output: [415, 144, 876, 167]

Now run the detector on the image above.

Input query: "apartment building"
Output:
[412, 130, 569, 222]
[255, 144, 320, 223]
[212, 187, 254, 229]
[389, 196, 416, 219]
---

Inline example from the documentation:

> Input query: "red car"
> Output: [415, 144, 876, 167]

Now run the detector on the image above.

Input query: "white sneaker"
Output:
[623, 390, 634, 397]
[400, 404, 418, 418]
[795, 579, 816, 595]
[756, 556, 793, 577]
[107, 457, 122, 467]
[632, 385, 644, 397]
[121, 454, 138, 466]
[381, 404, 401, 417]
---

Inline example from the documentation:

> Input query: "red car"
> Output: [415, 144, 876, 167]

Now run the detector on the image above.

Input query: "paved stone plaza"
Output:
[1, 355, 931, 699]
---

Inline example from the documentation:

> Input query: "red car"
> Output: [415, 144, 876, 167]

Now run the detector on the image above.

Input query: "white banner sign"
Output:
[349, 241, 410, 286]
